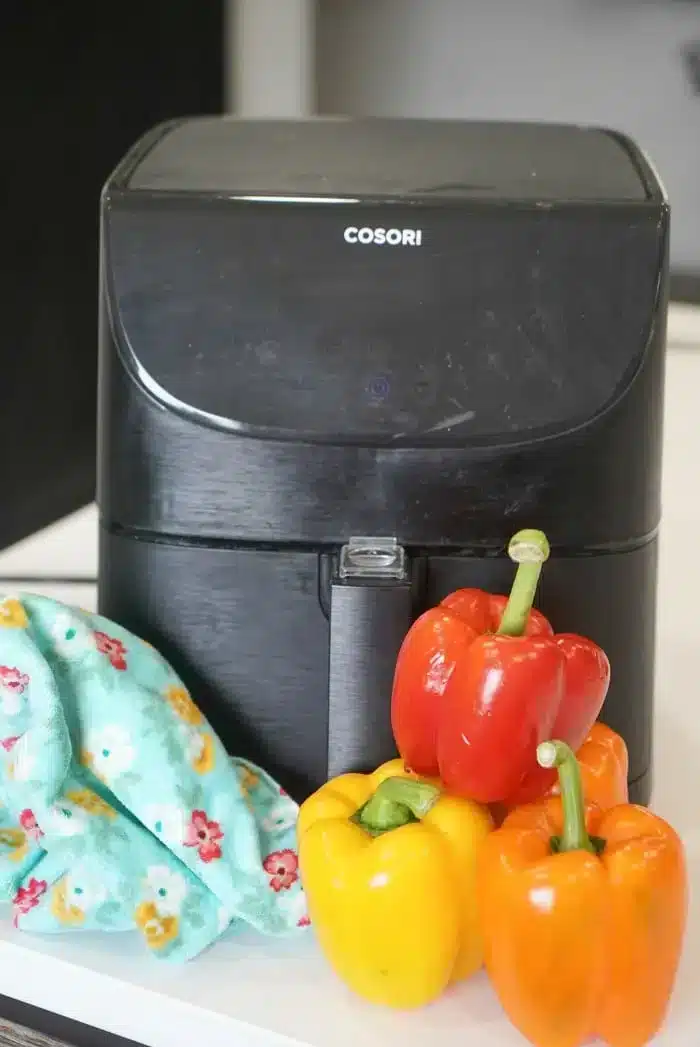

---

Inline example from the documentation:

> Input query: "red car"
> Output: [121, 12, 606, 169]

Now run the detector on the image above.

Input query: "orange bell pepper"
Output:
[544, 721, 629, 811]
[478, 739, 687, 1047]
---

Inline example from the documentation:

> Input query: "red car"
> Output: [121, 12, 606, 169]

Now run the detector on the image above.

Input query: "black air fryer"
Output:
[98, 118, 668, 804]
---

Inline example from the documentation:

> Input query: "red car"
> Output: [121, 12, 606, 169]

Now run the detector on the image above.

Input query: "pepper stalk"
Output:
[497, 529, 551, 637]
[354, 777, 441, 836]
[537, 740, 602, 855]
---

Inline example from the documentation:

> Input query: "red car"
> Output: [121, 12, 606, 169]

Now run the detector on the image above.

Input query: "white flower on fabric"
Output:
[144, 804, 188, 846]
[142, 865, 187, 916]
[0, 691, 22, 717]
[276, 885, 310, 928]
[84, 725, 135, 779]
[64, 865, 108, 910]
[43, 800, 90, 838]
[262, 799, 298, 835]
[217, 904, 233, 933]
[50, 612, 93, 660]
[178, 723, 203, 762]
[9, 733, 36, 782]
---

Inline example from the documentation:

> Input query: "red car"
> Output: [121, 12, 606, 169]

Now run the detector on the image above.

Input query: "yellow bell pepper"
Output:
[297, 758, 494, 1009]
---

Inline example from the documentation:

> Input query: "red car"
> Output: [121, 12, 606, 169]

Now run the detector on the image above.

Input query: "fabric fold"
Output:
[0, 593, 308, 961]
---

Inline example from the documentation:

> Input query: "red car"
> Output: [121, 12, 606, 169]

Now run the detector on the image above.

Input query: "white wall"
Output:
[226, 0, 315, 115]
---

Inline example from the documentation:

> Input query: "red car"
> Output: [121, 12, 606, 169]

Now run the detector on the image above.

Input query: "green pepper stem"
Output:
[356, 777, 440, 835]
[497, 529, 551, 637]
[537, 740, 596, 854]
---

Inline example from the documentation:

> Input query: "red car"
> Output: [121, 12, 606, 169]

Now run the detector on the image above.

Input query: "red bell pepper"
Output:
[391, 529, 611, 806]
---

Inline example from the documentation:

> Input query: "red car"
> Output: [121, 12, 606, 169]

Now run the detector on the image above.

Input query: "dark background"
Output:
[0, 2, 224, 551]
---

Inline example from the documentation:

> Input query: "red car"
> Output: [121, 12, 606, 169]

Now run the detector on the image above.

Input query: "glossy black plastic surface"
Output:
[126, 118, 650, 201]
[98, 118, 669, 802]
[107, 201, 659, 446]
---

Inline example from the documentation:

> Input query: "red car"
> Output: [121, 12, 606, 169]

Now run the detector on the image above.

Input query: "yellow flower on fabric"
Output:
[0, 599, 28, 629]
[164, 685, 202, 726]
[239, 766, 259, 798]
[135, 902, 179, 950]
[238, 765, 260, 813]
[0, 827, 29, 863]
[50, 879, 85, 926]
[65, 788, 116, 820]
[191, 732, 215, 775]
[80, 749, 106, 784]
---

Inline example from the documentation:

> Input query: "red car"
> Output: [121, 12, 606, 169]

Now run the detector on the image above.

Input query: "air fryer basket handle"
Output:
[326, 545, 417, 780]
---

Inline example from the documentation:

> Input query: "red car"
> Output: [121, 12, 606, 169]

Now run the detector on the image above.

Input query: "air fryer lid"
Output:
[126, 118, 650, 201]
[105, 118, 664, 447]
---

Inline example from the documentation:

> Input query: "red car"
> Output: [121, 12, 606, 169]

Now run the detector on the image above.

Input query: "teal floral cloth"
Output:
[0, 593, 308, 961]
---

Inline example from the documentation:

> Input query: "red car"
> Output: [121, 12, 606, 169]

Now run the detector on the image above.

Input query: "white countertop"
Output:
[0, 327, 699, 1046]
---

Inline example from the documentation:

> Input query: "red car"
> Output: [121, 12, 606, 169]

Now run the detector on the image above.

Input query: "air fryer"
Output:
[97, 117, 668, 803]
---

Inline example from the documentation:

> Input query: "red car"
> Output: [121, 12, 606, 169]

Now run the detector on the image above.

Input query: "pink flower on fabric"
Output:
[1, 736, 21, 751]
[183, 810, 223, 862]
[263, 849, 299, 892]
[94, 631, 128, 671]
[12, 878, 47, 926]
[0, 666, 29, 693]
[19, 809, 43, 841]
[297, 914, 311, 927]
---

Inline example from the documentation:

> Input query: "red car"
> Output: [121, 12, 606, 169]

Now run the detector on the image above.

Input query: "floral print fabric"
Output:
[0, 593, 308, 961]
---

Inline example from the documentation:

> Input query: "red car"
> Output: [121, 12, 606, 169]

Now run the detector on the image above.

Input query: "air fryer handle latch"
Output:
[327, 537, 416, 780]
